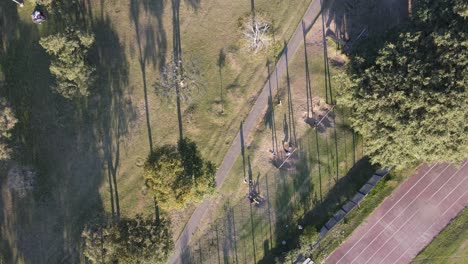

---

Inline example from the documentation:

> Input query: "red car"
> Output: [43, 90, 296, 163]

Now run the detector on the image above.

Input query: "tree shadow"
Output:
[222, 203, 239, 263]
[129, 0, 167, 68]
[171, 0, 184, 140]
[130, 0, 168, 151]
[0, 2, 136, 263]
[301, 157, 374, 226]
[91, 16, 137, 222]
[217, 48, 226, 113]
[282, 113, 289, 145]
[322, 0, 409, 52]
[259, 157, 374, 263]
[264, 61, 279, 154]
[302, 20, 313, 120]
[240, 121, 247, 182]
[267, 140, 314, 259]
[169, 0, 201, 140]
[320, 1, 334, 105]
[284, 42, 297, 147]
[184, 0, 202, 10]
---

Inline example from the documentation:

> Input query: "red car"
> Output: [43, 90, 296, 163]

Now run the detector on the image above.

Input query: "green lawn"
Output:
[89, 0, 315, 236]
[411, 208, 468, 264]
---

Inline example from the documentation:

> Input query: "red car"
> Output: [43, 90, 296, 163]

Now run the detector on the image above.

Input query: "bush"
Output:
[143, 138, 216, 211]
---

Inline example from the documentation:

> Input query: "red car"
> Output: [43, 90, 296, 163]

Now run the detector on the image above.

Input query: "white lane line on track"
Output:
[363, 162, 468, 264]
[364, 206, 421, 264]
[380, 177, 468, 264]
[392, 191, 468, 264]
[344, 163, 454, 264]
[332, 163, 440, 264]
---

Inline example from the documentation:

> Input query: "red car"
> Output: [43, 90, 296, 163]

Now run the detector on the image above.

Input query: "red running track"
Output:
[326, 161, 468, 264]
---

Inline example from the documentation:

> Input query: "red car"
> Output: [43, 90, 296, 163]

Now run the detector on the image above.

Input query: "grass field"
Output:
[411, 208, 468, 264]
[175, 16, 378, 263]
[88, 0, 315, 233]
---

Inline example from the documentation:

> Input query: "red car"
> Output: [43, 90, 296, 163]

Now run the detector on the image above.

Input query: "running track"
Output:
[326, 161, 468, 264]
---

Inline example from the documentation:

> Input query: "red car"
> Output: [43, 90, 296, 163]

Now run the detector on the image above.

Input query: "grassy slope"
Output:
[411, 208, 468, 264]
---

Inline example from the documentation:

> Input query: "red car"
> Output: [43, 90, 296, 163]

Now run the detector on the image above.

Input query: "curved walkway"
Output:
[326, 161, 468, 264]
[168, 0, 323, 262]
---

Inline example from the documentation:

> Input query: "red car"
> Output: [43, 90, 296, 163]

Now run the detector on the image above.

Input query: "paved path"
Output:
[326, 161, 468, 264]
[168, 0, 323, 262]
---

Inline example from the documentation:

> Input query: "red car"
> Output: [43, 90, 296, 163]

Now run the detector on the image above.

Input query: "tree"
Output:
[143, 138, 216, 211]
[39, 28, 95, 99]
[82, 215, 173, 264]
[82, 221, 117, 264]
[241, 14, 272, 53]
[338, 0, 468, 169]
[0, 98, 17, 160]
[299, 226, 320, 249]
[281, 226, 320, 263]
[154, 57, 204, 140]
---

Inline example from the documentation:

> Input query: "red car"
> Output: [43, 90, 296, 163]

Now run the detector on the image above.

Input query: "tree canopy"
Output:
[39, 28, 95, 99]
[82, 215, 173, 264]
[143, 138, 216, 211]
[338, 0, 468, 169]
[0, 98, 17, 160]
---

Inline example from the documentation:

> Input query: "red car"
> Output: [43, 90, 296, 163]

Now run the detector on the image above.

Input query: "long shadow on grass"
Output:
[264, 61, 279, 154]
[320, 0, 333, 105]
[170, 0, 200, 140]
[217, 49, 226, 113]
[302, 20, 313, 120]
[0, 4, 135, 263]
[266, 139, 314, 262]
[130, 0, 169, 151]
[92, 17, 137, 222]
[284, 42, 297, 147]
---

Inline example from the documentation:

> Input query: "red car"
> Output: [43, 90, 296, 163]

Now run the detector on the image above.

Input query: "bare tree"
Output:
[242, 14, 272, 53]
[154, 56, 204, 140]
